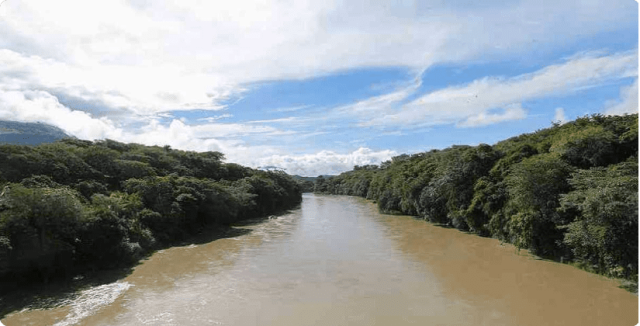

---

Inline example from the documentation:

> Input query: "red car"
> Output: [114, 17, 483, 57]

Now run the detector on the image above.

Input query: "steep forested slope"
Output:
[316, 114, 638, 280]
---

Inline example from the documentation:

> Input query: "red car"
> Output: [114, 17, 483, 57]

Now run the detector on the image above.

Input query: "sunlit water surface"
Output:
[3, 194, 637, 325]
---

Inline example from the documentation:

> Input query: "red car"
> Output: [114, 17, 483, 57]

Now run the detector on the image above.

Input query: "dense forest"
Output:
[291, 175, 316, 193]
[315, 114, 638, 281]
[0, 139, 302, 286]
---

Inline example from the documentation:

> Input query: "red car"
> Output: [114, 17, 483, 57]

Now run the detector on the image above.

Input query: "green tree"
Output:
[559, 159, 638, 277]
[504, 154, 574, 256]
[0, 184, 85, 281]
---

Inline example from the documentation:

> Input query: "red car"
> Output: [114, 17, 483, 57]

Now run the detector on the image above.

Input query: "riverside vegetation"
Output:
[315, 114, 638, 285]
[0, 139, 302, 287]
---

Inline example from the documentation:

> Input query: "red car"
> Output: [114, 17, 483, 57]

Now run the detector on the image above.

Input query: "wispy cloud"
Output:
[270, 105, 313, 113]
[457, 104, 527, 128]
[298, 131, 330, 138]
[335, 73, 423, 118]
[359, 51, 637, 128]
[246, 117, 299, 124]
[198, 114, 234, 123]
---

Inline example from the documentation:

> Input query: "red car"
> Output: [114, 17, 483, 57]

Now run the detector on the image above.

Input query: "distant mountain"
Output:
[0, 120, 73, 145]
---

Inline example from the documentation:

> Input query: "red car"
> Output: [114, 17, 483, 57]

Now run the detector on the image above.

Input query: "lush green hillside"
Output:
[0, 138, 302, 285]
[0, 120, 73, 145]
[316, 114, 638, 281]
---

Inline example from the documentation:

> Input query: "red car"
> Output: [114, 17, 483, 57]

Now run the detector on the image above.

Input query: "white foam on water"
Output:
[52, 282, 132, 326]
[135, 311, 175, 325]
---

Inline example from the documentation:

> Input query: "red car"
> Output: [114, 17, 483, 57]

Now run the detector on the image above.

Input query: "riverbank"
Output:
[6, 194, 635, 326]
[315, 114, 638, 285]
[0, 210, 298, 320]
[0, 139, 303, 306]
[364, 193, 639, 294]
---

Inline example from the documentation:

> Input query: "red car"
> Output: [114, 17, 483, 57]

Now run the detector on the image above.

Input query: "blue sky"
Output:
[0, 0, 637, 176]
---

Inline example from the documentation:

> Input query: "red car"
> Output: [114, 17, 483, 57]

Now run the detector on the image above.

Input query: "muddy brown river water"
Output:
[3, 194, 638, 325]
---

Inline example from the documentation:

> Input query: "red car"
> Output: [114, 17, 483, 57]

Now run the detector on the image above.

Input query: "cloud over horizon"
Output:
[256, 147, 398, 177]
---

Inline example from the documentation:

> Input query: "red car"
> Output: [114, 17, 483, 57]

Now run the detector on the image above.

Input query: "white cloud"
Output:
[246, 117, 299, 124]
[554, 107, 568, 124]
[271, 105, 313, 113]
[0, 86, 290, 141]
[198, 114, 233, 122]
[122, 119, 288, 165]
[0, 49, 234, 116]
[361, 51, 637, 128]
[256, 147, 398, 177]
[0, 89, 122, 140]
[0, 0, 635, 117]
[604, 79, 638, 116]
[0, 87, 293, 165]
[336, 74, 423, 117]
[457, 104, 527, 127]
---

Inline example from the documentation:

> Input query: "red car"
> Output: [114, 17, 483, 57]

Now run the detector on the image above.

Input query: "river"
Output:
[3, 194, 638, 325]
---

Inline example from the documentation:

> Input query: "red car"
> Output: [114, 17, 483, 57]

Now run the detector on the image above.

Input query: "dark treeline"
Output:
[291, 175, 316, 192]
[0, 139, 302, 285]
[315, 114, 638, 280]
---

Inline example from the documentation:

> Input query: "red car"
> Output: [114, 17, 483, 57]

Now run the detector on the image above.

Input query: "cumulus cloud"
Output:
[0, 49, 234, 116]
[360, 51, 637, 128]
[0, 87, 292, 164]
[256, 147, 398, 177]
[604, 79, 638, 116]
[0, 89, 122, 140]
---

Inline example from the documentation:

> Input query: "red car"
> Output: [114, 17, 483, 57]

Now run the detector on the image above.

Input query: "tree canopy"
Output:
[316, 114, 638, 280]
[0, 138, 302, 284]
